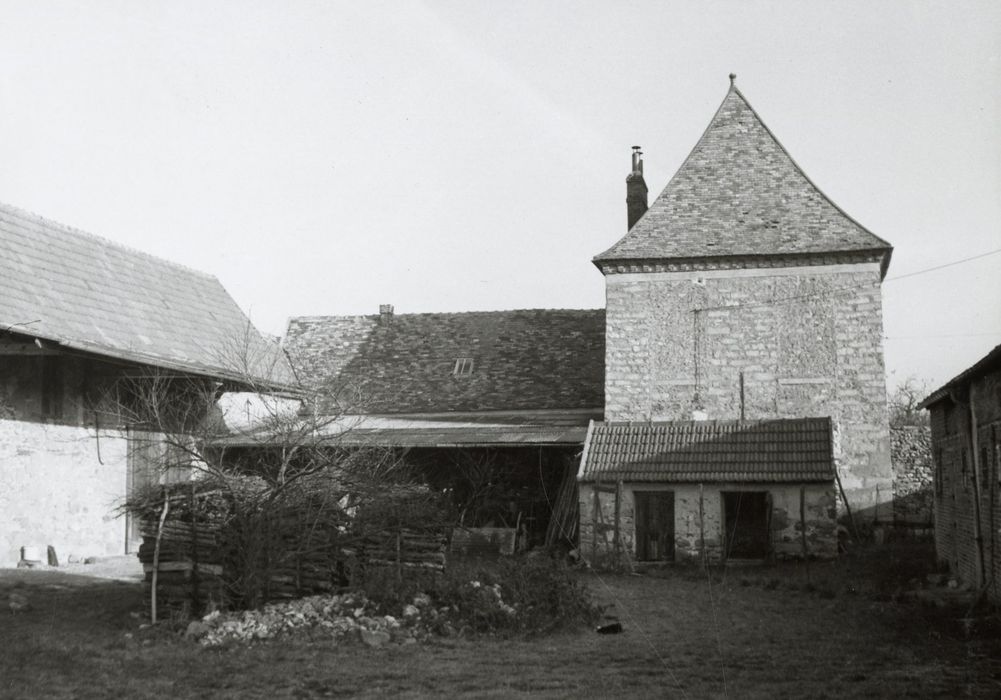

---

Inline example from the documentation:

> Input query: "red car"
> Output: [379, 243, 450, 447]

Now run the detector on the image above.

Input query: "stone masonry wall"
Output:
[0, 419, 129, 566]
[891, 425, 933, 526]
[1, 353, 145, 566]
[579, 481, 837, 564]
[603, 263, 892, 520]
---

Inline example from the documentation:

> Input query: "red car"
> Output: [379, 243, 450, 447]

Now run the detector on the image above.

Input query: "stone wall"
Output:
[0, 419, 129, 566]
[890, 426, 933, 526]
[0, 352, 172, 567]
[930, 364, 1001, 599]
[579, 481, 837, 565]
[603, 262, 892, 519]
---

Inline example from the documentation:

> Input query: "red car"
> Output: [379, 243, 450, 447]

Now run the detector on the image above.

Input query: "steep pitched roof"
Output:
[0, 201, 295, 387]
[579, 418, 834, 483]
[595, 83, 892, 269]
[285, 309, 605, 414]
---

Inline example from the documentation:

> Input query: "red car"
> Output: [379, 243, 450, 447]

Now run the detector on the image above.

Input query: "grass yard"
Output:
[2, 543, 1001, 699]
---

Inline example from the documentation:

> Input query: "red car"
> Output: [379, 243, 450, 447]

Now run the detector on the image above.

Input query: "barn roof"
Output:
[578, 417, 834, 483]
[285, 308, 605, 415]
[920, 343, 1001, 409]
[594, 82, 892, 272]
[0, 201, 295, 387]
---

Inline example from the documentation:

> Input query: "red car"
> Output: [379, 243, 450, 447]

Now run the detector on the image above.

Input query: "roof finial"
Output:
[729, 73, 736, 87]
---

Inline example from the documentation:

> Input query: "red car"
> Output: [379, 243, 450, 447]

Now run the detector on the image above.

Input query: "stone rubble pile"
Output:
[186, 581, 518, 647]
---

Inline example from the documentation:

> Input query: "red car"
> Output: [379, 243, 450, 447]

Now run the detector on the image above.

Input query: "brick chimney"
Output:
[379, 304, 394, 325]
[626, 146, 648, 230]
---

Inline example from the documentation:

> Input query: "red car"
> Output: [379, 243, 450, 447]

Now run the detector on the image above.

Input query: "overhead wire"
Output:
[690, 247, 1001, 315]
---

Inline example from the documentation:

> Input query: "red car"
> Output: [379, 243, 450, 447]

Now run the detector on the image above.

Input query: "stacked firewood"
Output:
[140, 514, 447, 614]
[138, 520, 225, 617]
[361, 529, 448, 571]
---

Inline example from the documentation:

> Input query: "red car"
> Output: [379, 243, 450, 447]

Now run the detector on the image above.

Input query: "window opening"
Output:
[452, 357, 474, 377]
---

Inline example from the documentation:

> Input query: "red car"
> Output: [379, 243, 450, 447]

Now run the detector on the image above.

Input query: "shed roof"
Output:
[0, 201, 295, 387]
[920, 343, 1001, 409]
[579, 417, 834, 483]
[213, 409, 599, 449]
[594, 83, 891, 271]
[285, 309, 605, 415]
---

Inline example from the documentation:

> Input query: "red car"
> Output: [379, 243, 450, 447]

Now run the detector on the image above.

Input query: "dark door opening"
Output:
[634, 491, 675, 561]
[722, 491, 770, 559]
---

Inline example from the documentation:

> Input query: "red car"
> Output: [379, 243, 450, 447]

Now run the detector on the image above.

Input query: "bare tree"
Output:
[888, 375, 932, 428]
[114, 323, 445, 614]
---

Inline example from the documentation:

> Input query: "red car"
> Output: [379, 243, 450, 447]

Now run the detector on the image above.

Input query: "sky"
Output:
[0, 1, 998, 393]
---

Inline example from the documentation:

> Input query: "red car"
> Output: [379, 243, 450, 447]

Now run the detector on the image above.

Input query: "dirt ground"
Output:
[2, 543, 1000, 699]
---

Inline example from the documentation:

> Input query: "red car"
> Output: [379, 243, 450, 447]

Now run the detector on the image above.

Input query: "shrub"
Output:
[425, 556, 602, 635]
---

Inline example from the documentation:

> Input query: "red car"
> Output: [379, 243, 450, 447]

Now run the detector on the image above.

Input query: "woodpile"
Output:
[139, 515, 447, 615]
[362, 530, 448, 571]
[138, 520, 225, 617]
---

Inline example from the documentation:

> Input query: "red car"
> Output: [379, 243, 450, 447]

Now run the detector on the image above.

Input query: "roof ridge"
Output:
[0, 200, 218, 281]
[289, 307, 605, 323]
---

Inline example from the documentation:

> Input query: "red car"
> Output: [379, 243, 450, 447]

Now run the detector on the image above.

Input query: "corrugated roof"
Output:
[285, 309, 605, 414]
[0, 201, 295, 387]
[920, 343, 1001, 409]
[579, 418, 834, 483]
[594, 84, 892, 269]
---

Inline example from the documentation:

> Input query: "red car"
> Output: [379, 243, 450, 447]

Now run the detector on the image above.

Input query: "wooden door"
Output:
[722, 491, 770, 559]
[634, 491, 675, 561]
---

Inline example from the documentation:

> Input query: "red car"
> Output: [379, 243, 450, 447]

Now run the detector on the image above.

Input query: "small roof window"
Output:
[453, 357, 474, 377]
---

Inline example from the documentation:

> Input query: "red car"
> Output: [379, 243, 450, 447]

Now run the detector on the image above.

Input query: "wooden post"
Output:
[189, 484, 200, 613]
[151, 493, 170, 624]
[396, 530, 402, 583]
[834, 470, 859, 542]
[613, 481, 622, 557]
[699, 483, 706, 566]
[968, 400, 986, 589]
[800, 486, 810, 583]
[588, 482, 596, 564]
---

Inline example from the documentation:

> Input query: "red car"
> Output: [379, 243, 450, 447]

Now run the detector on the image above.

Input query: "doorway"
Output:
[634, 491, 675, 561]
[722, 491, 770, 559]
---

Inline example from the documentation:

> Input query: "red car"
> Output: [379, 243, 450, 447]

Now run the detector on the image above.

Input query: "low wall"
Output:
[890, 426, 933, 526]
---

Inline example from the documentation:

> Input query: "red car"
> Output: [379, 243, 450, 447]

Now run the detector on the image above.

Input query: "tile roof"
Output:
[920, 343, 1001, 409]
[0, 201, 295, 387]
[579, 417, 834, 483]
[285, 309, 605, 414]
[594, 85, 892, 269]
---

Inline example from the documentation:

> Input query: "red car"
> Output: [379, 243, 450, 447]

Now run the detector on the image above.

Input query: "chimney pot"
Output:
[379, 304, 394, 325]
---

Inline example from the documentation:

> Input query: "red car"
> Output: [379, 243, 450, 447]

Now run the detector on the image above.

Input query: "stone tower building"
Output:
[592, 79, 894, 520]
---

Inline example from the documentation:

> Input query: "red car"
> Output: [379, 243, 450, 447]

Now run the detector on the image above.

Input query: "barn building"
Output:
[0, 202, 293, 567]
[921, 344, 1001, 600]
